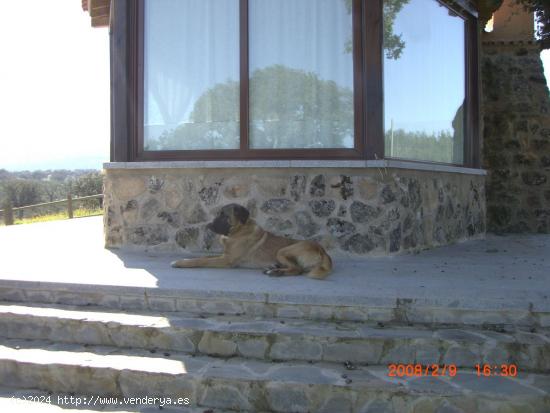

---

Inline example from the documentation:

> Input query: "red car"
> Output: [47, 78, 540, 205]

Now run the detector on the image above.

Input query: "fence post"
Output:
[3, 199, 14, 226]
[67, 193, 73, 219]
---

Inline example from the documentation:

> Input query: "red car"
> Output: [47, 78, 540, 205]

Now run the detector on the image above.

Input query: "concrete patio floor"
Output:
[0, 216, 549, 314]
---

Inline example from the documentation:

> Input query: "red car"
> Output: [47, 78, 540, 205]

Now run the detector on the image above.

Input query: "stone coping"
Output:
[103, 160, 487, 176]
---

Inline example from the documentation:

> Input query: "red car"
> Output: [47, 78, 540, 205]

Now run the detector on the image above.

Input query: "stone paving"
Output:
[0, 217, 549, 325]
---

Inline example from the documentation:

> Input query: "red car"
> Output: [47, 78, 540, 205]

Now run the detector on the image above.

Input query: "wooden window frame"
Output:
[110, 0, 480, 168]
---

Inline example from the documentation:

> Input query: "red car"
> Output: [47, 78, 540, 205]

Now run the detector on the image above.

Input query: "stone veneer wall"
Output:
[482, 42, 550, 233]
[103, 167, 485, 257]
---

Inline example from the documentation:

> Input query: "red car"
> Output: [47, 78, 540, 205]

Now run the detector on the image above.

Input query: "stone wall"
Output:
[482, 42, 550, 233]
[103, 167, 485, 256]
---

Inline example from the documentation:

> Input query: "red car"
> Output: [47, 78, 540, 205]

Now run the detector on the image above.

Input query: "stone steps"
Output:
[0, 303, 548, 372]
[0, 296, 549, 412]
[1, 279, 548, 328]
[0, 338, 548, 413]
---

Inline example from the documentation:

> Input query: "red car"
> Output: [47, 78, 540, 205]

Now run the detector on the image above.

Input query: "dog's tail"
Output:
[307, 248, 332, 280]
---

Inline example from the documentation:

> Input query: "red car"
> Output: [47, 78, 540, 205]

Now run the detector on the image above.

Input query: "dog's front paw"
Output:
[171, 260, 182, 268]
[264, 268, 284, 277]
[263, 263, 282, 275]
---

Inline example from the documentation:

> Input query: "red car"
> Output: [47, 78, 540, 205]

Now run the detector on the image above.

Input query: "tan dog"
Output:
[171, 204, 332, 279]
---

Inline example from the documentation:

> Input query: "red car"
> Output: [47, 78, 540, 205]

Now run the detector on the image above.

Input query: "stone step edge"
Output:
[0, 278, 547, 312]
[0, 303, 549, 373]
[0, 280, 548, 327]
[3, 302, 547, 343]
[0, 338, 548, 412]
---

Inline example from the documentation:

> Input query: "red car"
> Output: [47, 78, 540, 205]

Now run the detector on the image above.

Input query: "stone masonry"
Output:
[482, 42, 550, 233]
[103, 167, 485, 256]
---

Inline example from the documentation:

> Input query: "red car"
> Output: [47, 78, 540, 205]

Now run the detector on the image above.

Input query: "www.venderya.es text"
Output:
[12, 395, 190, 407]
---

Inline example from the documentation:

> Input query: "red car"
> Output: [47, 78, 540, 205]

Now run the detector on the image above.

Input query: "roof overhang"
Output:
[81, 0, 111, 28]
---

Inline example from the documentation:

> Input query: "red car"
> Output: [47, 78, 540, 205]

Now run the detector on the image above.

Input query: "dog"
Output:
[171, 203, 332, 279]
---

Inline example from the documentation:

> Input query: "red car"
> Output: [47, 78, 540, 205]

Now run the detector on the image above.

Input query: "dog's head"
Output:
[206, 204, 250, 236]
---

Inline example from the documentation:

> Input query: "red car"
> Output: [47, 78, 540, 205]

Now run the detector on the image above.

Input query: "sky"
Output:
[543, 50, 550, 81]
[0, 0, 110, 172]
[0, 1, 549, 172]
[384, 0, 465, 135]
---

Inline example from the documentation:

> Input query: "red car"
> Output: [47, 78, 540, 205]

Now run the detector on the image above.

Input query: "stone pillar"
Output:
[482, 0, 550, 233]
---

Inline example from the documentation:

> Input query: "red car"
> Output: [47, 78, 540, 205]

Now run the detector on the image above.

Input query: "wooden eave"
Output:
[81, 0, 111, 28]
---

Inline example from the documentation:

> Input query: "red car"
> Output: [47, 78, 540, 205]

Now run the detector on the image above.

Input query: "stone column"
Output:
[482, 0, 550, 233]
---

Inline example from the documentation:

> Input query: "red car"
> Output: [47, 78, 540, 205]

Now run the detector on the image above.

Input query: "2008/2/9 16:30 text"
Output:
[387, 364, 519, 378]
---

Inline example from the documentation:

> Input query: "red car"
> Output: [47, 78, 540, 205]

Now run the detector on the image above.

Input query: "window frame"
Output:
[111, 0, 480, 167]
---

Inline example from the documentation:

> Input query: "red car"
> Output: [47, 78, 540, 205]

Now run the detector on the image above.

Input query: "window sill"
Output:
[103, 160, 486, 176]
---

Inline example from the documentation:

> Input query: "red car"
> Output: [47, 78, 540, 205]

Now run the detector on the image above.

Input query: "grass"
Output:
[11, 208, 103, 225]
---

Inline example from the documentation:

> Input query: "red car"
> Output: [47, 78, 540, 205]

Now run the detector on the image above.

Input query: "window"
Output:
[249, 0, 354, 149]
[115, 0, 479, 166]
[138, 0, 361, 159]
[143, 0, 240, 151]
[383, 0, 466, 164]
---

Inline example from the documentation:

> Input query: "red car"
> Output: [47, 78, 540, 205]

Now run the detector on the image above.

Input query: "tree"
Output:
[1, 180, 42, 208]
[72, 172, 103, 198]
[72, 172, 104, 209]
[343, 0, 410, 59]
[0, 169, 10, 180]
[146, 79, 239, 151]
[382, 0, 410, 59]
[154, 65, 353, 150]
[41, 181, 66, 203]
[385, 129, 455, 163]
[249, 65, 353, 149]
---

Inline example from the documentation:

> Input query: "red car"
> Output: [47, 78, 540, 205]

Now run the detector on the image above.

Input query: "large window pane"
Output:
[143, 0, 239, 151]
[249, 0, 354, 149]
[384, 0, 465, 164]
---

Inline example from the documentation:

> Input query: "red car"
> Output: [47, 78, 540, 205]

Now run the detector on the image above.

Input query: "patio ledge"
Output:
[103, 160, 486, 176]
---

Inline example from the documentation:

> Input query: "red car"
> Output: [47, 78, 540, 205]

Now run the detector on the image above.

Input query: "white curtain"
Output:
[249, 0, 354, 149]
[144, 0, 240, 150]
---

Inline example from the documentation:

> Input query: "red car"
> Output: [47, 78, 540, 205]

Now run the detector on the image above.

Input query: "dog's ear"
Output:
[233, 204, 250, 224]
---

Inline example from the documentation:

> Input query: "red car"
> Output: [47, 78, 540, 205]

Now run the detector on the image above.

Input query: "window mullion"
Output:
[352, 0, 366, 158]
[239, 0, 250, 155]
[364, 0, 385, 160]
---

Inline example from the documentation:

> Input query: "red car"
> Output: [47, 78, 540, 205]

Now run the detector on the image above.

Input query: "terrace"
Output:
[0, 216, 548, 324]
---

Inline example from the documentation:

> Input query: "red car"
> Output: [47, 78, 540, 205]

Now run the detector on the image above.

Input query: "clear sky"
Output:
[542, 50, 550, 81]
[0, 1, 548, 172]
[0, 0, 110, 171]
[384, 0, 465, 135]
